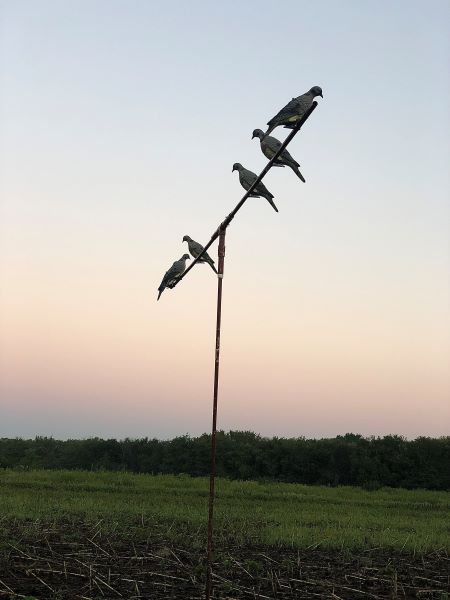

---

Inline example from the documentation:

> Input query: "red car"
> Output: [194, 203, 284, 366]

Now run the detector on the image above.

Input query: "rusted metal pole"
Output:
[167, 101, 320, 598]
[205, 226, 226, 600]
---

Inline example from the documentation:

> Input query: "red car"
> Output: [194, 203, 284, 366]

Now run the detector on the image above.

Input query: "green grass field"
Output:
[1, 469, 449, 598]
[1, 469, 449, 552]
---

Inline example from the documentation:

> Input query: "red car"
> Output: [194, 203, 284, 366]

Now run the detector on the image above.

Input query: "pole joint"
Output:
[218, 229, 226, 260]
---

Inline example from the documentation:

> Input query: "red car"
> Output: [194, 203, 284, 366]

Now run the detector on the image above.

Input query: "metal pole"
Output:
[166, 100, 320, 598]
[205, 226, 226, 600]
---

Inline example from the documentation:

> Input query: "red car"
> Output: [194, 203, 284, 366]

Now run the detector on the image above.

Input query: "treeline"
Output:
[0, 432, 449, 490]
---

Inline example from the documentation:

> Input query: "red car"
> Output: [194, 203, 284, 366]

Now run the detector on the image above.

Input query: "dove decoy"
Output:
[157, 254, 190, 300]
[232, 163, 279, 213]
[182, 235, 218, 274]
[252, 129, 305, 182]
[265, 86, 323, 137]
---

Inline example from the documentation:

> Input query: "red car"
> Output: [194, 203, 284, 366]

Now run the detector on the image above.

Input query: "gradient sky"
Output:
[1, 0, 449, 440]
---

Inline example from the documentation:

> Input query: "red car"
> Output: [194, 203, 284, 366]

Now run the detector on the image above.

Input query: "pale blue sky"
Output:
[1, 0, 449, 439]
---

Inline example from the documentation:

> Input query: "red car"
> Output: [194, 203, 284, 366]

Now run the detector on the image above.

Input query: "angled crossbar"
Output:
[168, 101, 318, 289]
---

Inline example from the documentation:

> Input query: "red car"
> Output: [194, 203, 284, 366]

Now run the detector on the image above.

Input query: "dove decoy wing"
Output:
[157, 254, 190, 300]
[182, 235, 218, 274]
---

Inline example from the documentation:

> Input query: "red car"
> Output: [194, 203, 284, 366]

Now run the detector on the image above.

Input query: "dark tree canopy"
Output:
[0, 432, 449, 490]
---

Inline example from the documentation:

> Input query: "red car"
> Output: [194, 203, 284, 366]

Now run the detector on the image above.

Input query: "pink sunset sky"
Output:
[1, 1, 449, 439]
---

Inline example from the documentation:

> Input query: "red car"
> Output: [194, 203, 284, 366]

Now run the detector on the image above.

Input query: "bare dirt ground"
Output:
[0, 520, 449, 599]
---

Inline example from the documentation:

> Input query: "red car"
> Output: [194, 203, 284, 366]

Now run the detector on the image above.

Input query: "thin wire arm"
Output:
[169, 101, 318, 289]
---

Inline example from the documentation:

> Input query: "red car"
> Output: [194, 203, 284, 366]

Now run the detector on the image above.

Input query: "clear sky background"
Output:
[1, 0, 449, 440]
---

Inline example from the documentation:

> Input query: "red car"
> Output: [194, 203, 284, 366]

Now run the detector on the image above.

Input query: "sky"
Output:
[0, 0, 449, 440]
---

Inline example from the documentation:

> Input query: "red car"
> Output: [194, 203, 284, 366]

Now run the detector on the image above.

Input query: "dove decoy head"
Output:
[182, 235, 191, 243]
[252, 129, 264, 140]
[232, 163, 243, 172]
[181, 254, 190, 261]
[310, 86, 323, 98]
